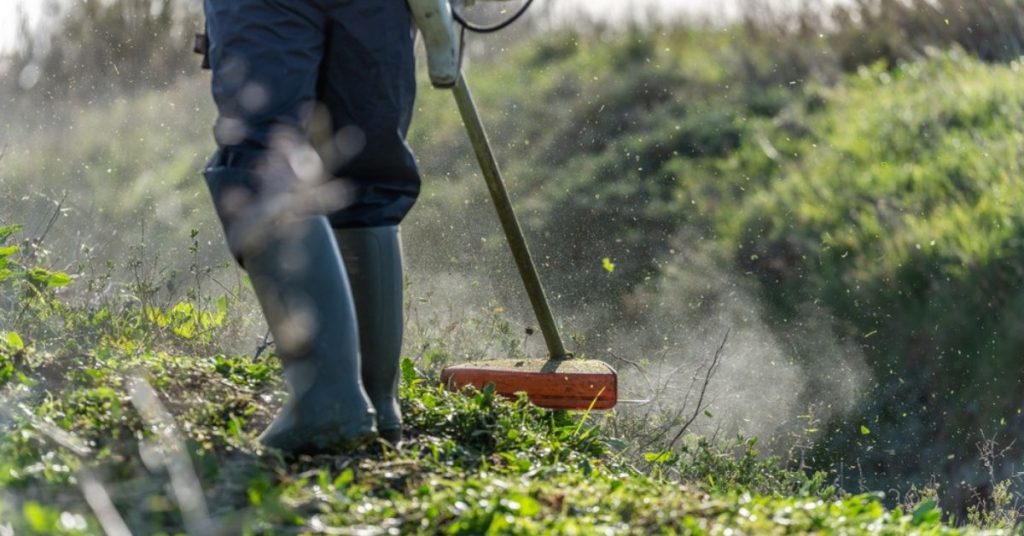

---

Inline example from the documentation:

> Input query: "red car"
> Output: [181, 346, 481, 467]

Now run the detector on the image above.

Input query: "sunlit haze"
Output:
[0, 0, 44, 51]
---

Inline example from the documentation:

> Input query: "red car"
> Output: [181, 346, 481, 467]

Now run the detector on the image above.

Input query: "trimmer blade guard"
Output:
[441, 359, 618, 410]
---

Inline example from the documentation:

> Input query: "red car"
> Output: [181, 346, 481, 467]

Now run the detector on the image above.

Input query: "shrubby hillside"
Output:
[410, 30, 1024, 513]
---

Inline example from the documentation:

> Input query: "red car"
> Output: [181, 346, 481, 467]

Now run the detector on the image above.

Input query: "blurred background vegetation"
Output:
[4, 0, 1024, 521]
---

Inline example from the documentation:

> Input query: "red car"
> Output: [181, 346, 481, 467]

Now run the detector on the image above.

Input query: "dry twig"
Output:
[253, 329, 274, 361]
[667, 329, 729, 451]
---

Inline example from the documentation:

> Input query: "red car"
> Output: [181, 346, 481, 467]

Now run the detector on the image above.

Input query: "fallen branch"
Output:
[33, 190, 68, 254]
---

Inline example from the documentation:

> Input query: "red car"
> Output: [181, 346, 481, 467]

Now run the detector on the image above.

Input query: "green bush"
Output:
[722, 51, 1024, 505]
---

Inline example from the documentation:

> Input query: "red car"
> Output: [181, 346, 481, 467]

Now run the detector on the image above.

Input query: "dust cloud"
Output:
[402, 214, 872, 450]
[600, 251, 871, 447]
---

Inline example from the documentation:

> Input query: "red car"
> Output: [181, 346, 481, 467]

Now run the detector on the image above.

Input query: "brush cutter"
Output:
[410, 0, 618, 410]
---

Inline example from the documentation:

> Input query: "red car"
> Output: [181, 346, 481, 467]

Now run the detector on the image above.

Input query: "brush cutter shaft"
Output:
[452, 74, 569, 359]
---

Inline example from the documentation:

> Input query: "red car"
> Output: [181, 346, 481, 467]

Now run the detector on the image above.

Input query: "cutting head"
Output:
[441, 358, 617, 410]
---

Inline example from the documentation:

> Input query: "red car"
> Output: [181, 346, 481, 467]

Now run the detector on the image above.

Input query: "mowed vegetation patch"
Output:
[0, 225, 988, 533]
[0, 324, 978, 533]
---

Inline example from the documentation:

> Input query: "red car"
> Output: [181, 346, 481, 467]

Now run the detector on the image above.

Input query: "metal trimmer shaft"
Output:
[451, 73, 569, 360]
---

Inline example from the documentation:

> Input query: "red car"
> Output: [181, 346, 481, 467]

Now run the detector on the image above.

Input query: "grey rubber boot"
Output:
[334, 226, 404, 445]
[243, 216, 378, 454]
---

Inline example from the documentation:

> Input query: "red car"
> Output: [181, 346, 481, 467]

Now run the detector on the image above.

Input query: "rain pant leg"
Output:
[202, 0, 420, 257]
[320, 0, 420, 229]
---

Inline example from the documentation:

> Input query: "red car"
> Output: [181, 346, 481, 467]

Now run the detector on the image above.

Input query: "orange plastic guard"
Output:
[440, 359, 618, 410]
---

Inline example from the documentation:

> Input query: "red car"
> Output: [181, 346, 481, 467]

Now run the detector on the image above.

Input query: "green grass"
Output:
[0, 325, 980, 534]
[718, 52, 1024, 492]
[0, 225, 1003, 534]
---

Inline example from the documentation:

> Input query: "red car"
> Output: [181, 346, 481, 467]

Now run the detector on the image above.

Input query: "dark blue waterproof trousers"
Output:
[203, 0, 419, 258]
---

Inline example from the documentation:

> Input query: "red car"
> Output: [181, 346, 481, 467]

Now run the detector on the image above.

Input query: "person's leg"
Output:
[204, 0, 338, 238]
[248, 217, 377, 452]
[203, 0, 376, 453]
[335, 226, 405, 444]
[320, 0, 420, 443]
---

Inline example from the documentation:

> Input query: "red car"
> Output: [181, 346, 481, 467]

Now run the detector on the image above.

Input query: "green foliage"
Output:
[0, 341, 987, 534]
[646, 437, 838, 500]
[0, 249, 996, 533]
[21, 500, 94, 535]
[714, 52, 1024, 495]
[0, 347, 16, 385]
[0, 225, 23, 284]
[145, 299, 227, 342]
[0, 225, 74, 309]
